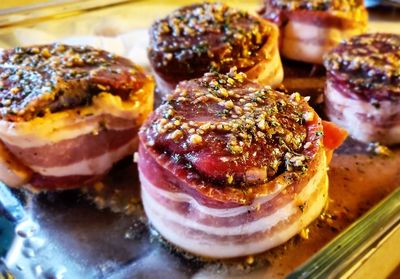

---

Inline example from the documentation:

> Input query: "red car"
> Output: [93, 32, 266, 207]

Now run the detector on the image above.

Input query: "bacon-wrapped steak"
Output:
[324, 33, 400, 145]
[138, 70, 345, 258]
[0, 44, 154, 190]
[148, 2, 283, 96]
[260, 0, 367, 64]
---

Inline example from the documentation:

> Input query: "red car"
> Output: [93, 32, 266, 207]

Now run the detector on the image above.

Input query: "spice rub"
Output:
[0, 44, 147, 121]
[148, 2, 283, 95]
[149, 2, 270, 80]
[324, 33, 400, 101]
[142, 69, 321, 188]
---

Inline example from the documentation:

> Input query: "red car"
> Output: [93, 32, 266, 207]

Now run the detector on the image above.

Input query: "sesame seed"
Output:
[199, 122, 211, 130]
[299, 228, 309, 240]
[189, 134, 202, 144]
[225, 100, 234, 109]
[304, 142, 311, 149]
[257, 119, 266, 130]
[97, 84, 108, 91]
[41, 48, 51, 58]
[2, 99, 11, 106]
[194, 96, 207, 103]
[170, 130, 183, 140]
[290, 92, 301, 102]
[11, 87, 20, 94]
[245, 256, 254, 265]
[219, 87, 228, 97]
[157, 126, 166, 134]
[229, 144, 243, 154]
[226, 174, 234, 184]
[165, 53, 173, 60]
[303, 112, 314, 122]
[164, 123, 174, 130]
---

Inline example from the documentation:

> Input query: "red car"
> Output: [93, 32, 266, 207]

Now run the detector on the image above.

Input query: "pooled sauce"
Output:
[255, 140, 400, 278]
[82, 157, 143, 215]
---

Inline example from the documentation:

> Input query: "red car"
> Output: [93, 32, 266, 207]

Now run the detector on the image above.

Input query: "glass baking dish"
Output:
[0, 1, 399, 278]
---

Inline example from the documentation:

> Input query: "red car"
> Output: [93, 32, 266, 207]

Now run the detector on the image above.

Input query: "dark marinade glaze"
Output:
[260, 0, 364, 26]
[0, 44, 146, 122]
[140, 70, 323, 189]
[269, 0, 360, 12]
[148, 2, 271, 83]
[324, 33, 400, 102]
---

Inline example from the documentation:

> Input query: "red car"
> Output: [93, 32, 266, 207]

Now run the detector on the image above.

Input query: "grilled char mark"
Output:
[148, 2, 271, 83]
[324, 33, 400, 102]
[0, 44, 146, 121]
[140, 70, 321, 189]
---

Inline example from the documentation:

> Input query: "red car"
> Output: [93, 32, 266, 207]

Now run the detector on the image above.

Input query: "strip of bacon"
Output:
[138, 71, 340, 258]
[0, 44, 154, 190]
[260, 0, 367, 64]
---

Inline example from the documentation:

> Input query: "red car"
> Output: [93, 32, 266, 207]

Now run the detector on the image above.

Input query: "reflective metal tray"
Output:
[0, 1, 399, 278]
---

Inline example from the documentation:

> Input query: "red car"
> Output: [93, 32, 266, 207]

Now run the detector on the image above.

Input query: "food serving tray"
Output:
[0, 1, 399, 278]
